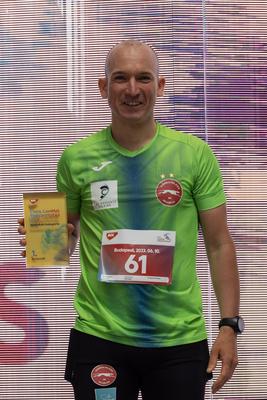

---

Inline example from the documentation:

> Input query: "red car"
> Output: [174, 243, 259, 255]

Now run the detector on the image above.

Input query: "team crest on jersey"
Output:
[156, 178, 183, 207]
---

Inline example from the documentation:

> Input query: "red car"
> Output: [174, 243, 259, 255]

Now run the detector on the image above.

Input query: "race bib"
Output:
[98, 229, 176, 285]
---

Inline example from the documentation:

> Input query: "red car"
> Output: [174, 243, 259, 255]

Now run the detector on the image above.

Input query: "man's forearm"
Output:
[208, 239, 240, 318]
[69, 230, 79, 256]
[67, 213, 80, 256]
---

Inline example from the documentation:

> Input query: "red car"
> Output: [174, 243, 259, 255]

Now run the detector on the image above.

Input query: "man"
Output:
[19, 40, 243, 400]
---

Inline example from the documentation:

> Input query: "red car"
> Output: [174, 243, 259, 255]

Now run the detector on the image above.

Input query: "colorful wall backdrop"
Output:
[0, 0, 267, 399]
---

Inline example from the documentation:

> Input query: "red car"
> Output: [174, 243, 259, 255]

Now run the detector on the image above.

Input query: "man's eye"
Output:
[114, 75, 125, 81]
[139, 76, 151, 82]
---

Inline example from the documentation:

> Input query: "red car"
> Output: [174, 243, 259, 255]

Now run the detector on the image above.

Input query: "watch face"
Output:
[237, 317, 245, 332]
[219, 316, 245, 334]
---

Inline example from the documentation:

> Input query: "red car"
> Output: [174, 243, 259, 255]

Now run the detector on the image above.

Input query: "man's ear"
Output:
[157, 76, 166, 97]
[98, 77, 108, 99]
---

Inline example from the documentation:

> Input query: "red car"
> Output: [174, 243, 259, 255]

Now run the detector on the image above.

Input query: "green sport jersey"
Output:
[57, 123, 226, 348]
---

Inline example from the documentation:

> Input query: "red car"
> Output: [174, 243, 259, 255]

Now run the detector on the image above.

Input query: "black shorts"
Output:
[65, 329, 212, 400]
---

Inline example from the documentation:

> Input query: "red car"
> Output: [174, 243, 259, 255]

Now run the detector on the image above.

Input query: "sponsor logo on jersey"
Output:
[100, 185, 109, 199]
[106, 232, 118, 240]
[156, 179, 183, 206]
[91, 180, 118, 210]
[91, 364, 117, 387]
[157, 233, 172, 242]
[92, 161, 113, 171]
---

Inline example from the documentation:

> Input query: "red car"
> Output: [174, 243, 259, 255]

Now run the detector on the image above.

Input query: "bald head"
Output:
[105, 40, 159, 77]
[98, 38, 165, 131]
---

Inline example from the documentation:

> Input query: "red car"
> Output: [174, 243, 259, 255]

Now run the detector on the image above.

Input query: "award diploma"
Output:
[23, 192, 69, 268]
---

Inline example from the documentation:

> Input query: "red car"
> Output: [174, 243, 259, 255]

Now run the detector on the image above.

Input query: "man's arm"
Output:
[199, 203, 240, 394]
[67, 213, 80, 256]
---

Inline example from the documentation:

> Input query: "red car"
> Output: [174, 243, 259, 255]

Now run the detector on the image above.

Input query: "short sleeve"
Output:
[56, 149, 81, 214]
[193, 141, 226, 211]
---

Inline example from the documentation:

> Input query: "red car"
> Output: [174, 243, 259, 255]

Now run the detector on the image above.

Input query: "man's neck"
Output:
[111, 119, 157, 151]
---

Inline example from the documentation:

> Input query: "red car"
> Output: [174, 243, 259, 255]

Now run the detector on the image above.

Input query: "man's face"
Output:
[99, 44, 165, 125]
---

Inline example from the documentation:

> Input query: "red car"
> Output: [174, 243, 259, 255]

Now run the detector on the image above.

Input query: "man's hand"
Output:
[18, 217, 26, 257]
[18, 217, 77, 258]
[207, 326, 238, 394]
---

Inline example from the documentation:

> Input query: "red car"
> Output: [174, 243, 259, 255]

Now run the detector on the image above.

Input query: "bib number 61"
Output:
[124, 254, 147, 274]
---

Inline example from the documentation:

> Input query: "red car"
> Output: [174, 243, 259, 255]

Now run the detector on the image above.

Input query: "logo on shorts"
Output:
[91, 364, 117, 387]
[156, 179, 183, 206]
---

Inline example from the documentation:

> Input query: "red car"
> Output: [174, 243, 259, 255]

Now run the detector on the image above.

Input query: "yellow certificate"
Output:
[23, 192, 69, 268]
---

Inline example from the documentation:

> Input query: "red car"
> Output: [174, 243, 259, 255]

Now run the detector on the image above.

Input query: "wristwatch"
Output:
[219, 316, 245, 334]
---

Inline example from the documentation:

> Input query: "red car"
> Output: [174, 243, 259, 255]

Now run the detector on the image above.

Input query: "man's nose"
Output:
[126, 77, 139, 95]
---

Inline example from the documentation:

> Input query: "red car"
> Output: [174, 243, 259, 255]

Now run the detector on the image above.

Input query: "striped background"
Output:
[0, 1, 267, 399]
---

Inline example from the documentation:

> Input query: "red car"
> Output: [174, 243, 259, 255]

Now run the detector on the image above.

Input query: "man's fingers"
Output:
[18, 217, 25, 226]
[212, 370, 231, 394]
[207, 349, 218, 373]
[208, 346, 223, 393]
[18, 218, 26, 258]
[20, 250, 26, 258]
[67, 223, 76, 237]
[212, 357, 238, 394]
[212, 370, 229, 394]
[18, 225, 26, 235]
[67, 223, 75, 233]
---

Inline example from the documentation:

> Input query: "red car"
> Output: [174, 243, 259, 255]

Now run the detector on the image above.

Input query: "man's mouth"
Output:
[123, 101, 142, 107]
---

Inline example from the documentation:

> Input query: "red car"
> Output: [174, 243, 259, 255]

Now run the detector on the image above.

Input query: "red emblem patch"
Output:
[91, 364, 117, 387]
[106, 232, 118, 240]
[156, 179, 183, 206]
